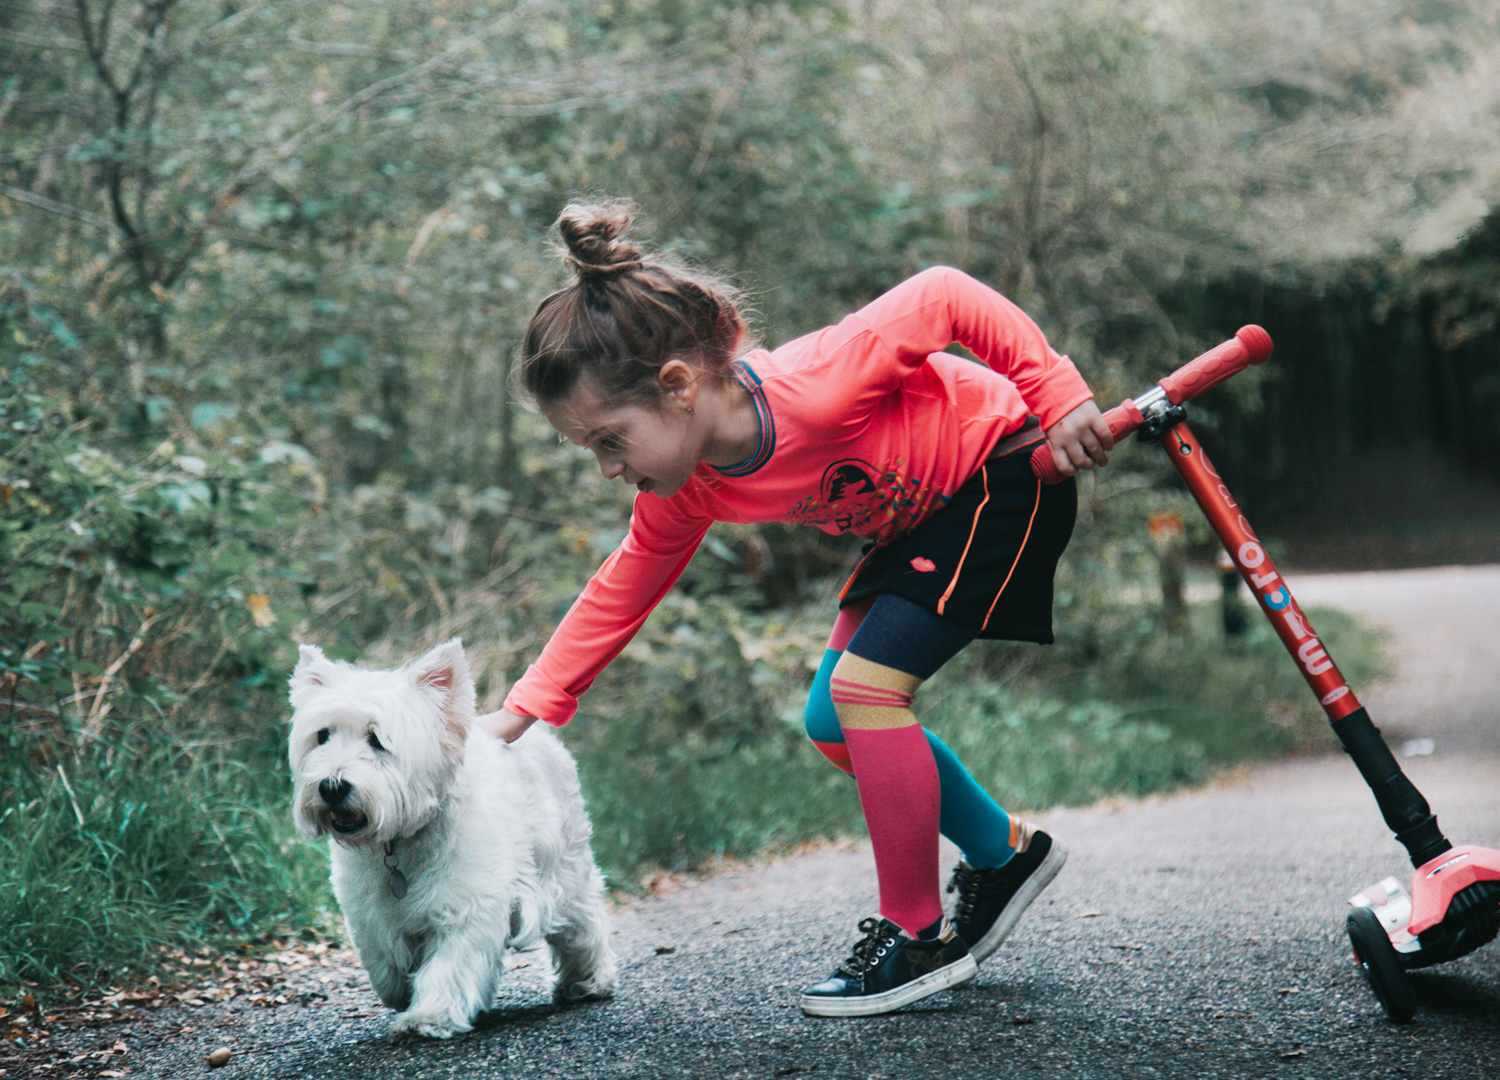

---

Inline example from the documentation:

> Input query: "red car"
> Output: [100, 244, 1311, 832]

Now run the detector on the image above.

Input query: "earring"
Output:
[686, 405, 695, 416]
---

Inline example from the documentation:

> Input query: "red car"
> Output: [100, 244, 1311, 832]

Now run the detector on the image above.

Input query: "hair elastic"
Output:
[568, 257, 644, 278]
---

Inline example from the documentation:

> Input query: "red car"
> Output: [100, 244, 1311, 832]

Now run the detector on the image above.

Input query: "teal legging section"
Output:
[805, 647, 1016, 870]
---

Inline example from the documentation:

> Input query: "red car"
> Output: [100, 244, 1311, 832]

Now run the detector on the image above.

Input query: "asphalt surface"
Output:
[53, 566, 1500, 1078]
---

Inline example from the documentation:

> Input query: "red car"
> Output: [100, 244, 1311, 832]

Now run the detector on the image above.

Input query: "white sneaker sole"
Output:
[799, 953, 978, 1018]
[969, 836, 1069, 965]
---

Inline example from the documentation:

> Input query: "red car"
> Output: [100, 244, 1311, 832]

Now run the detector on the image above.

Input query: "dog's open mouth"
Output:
[329, 808, 368, 835]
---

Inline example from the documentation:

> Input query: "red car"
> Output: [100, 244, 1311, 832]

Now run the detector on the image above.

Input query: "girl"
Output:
[484, 201, 1112, 1017]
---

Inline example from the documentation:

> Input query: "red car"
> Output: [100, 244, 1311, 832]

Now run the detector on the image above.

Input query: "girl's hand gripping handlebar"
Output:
[1030, 325, 1274, 484]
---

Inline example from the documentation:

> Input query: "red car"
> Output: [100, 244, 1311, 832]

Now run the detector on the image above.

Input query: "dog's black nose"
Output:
[319, 777, 352, 807]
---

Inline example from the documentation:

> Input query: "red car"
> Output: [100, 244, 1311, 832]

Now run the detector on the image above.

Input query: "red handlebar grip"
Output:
[1029, 442, 1057, 483]
[1030, 400, 1145, 484]
[1157, 325, 1273, 406]
[1105, 399, 1146, 442]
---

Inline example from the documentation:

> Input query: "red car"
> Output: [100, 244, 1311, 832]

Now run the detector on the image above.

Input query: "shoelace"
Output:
[947, 865, 978, 922]
[838, 917, 900, 977]
[949, 863, 1009, 924]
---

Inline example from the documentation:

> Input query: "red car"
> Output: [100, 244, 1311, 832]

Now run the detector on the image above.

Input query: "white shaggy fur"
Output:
[288, 639, 616, 1040]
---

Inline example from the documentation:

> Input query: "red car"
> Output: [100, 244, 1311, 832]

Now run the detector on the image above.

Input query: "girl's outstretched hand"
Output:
[1044, 400, 1114, 477]
[478, 707, 539, 743]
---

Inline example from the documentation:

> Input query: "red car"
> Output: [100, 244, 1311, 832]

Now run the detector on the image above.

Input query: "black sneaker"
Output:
[947, 826, 1067, 965]
[800, 916, 977, 1017]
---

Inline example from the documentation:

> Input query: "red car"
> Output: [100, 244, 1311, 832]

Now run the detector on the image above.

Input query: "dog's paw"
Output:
[553, 976, 616, 1004]
[388, 1010, 468, 1041]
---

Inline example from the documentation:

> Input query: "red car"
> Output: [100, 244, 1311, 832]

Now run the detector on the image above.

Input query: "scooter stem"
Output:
[1155, 418, 1453, 869]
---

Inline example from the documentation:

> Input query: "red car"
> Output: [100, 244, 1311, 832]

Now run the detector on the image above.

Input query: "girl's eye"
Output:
[597, 433, 625, 453]
[367, 732, 386, 752]
[316, 729, 330, 745]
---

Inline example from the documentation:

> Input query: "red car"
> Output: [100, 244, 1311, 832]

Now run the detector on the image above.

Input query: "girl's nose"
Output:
[597, 454, 625, 480]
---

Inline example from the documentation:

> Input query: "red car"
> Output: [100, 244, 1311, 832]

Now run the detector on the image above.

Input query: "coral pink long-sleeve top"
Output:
[504, 266, 1094, 725]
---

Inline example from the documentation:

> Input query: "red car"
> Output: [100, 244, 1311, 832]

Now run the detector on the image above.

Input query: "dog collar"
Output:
[383, 840, 409, 900]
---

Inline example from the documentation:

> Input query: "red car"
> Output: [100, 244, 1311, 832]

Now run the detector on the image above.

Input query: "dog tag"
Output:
[388, 867, 409, 900]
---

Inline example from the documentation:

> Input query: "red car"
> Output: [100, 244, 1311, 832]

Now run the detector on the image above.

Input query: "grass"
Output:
[0, 727, 333, 995]
[566, 712, 866, 886]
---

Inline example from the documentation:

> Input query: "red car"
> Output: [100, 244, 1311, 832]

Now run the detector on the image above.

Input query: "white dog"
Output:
[288, 639, 616, 1040]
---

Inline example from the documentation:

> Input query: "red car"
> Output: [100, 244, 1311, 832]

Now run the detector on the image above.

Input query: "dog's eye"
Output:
[316, 729, 330, 745]
[367, 731, 386, 752]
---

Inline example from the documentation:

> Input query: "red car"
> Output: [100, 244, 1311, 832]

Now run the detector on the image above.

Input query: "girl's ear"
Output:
[657, 357, 698, 411]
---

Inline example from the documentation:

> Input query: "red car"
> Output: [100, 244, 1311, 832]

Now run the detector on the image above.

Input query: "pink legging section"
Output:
[842, 723, 943, 936]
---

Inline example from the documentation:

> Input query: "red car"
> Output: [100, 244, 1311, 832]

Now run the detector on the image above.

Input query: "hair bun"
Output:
[556, 201, 644, 278]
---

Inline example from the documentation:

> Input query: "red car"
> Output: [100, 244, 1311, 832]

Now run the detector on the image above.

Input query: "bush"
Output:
[561, 595, 864, 880]
[1, 355, 336, 991]
[1, 357, 321, 739]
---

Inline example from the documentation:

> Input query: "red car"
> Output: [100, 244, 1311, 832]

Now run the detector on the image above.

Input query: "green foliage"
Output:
[567, 693, 864, 882]
[1031, 601, 1382, 771]
[1, 352, 318, 732]
[927, 687, 1207, 812]
[563, 594, 861, 877]
[846, 0, 1253, 371]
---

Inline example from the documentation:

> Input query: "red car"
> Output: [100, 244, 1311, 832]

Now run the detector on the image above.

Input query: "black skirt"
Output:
[840, 429, 1077, 644]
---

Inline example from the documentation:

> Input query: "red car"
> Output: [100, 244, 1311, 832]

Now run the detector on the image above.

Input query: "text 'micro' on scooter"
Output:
[1028, 328, 1500, 1022]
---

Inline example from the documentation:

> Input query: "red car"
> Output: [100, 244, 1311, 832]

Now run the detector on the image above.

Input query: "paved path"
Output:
[52, 567, 1500, 1078]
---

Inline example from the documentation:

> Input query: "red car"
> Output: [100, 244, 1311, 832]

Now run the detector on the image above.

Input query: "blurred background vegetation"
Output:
[3, 0, 1495, 993]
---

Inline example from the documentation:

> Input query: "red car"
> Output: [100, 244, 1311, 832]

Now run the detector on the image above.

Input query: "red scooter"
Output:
[1029, 329, 1500, 1022]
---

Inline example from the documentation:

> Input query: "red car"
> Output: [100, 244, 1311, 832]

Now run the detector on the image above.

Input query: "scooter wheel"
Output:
[1347, 905, 1417, 1022]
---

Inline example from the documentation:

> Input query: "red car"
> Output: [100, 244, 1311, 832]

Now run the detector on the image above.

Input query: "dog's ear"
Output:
[289, 643, 336, 706]
[410, 638, 476, 718]
[411, 638, 464, 691]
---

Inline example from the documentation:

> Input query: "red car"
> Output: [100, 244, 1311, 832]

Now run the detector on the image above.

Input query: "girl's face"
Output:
[544, 375, 701, 499]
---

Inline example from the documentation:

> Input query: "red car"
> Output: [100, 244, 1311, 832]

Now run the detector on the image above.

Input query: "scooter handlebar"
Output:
[1158, 324, 1273, 406]
[1028, 325, 1273, 484]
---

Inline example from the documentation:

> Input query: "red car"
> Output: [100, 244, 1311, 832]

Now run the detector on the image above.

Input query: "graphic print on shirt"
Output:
[826, 461, 877, 500]
[787, 458, 949, 540]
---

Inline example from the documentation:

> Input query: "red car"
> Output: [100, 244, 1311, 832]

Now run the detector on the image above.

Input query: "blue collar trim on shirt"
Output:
[712, 360, 774, 477]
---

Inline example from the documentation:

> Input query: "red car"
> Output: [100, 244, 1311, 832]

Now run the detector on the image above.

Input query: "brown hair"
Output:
[520, 201, 752, 408]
